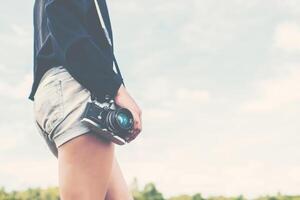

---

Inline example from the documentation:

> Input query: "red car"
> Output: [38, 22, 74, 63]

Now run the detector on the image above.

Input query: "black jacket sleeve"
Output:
[45, 0, 123, 102]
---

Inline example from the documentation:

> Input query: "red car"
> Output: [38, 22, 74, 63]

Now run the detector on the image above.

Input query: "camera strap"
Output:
[91, 0, 126, 102]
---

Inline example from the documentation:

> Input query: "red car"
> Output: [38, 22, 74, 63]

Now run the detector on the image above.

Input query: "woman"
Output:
[29, 0, 142, 199]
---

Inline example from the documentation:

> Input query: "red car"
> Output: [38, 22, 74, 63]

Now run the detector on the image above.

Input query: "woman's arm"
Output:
[46, 0, 142, 139]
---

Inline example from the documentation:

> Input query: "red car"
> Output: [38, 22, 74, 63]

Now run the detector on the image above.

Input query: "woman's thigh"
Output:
[58, 132, 115, 200]
[105, 156, 134, 200]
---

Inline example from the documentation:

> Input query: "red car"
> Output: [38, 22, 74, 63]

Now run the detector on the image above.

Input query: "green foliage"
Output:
[131, 181, 165, 200]
[168, 194, 192, 200]
[0, 186, 60, 200]
[0, 180, 300, 200]
[192, 193, 204, 200]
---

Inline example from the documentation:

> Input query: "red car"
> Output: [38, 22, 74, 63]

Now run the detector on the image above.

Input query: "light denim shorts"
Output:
[33, 65, 94, 158]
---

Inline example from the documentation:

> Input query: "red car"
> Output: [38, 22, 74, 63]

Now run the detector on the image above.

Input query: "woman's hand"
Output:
[114, 84, 142, 143]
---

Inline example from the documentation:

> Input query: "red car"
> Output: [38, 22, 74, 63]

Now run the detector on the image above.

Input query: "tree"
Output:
[192, 193, 204, 200]
[142, 183, 165, 200]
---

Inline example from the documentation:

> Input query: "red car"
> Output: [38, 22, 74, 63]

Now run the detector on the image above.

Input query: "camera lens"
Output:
[106, 108, 134, 135]
[116, 112, 132, 129]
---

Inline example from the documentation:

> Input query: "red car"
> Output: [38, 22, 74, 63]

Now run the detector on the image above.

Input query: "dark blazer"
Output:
[28, 0, 125, 103]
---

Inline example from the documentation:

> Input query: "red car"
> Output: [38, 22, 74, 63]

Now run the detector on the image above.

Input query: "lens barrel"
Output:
[105, 108, 134, 137]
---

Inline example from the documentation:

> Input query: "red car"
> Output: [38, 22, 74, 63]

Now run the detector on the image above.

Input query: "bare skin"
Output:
[105, 156, 134, 200]
[58, 133, 114, 200]
[114, 84, 142, 142]
[57, 84, 142, 200]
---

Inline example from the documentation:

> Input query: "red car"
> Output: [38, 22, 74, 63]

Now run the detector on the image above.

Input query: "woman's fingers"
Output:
[113, 86, 142, 143]
[126, 111, 142, 143]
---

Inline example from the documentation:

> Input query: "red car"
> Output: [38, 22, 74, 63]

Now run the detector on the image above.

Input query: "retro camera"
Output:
[80, 96, 134, 145]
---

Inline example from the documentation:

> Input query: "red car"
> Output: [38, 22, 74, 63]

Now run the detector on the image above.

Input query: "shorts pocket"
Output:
[33, 78, 64, 136]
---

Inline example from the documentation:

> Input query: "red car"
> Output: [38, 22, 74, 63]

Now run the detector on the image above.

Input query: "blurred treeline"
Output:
[0, 178, 299, 200]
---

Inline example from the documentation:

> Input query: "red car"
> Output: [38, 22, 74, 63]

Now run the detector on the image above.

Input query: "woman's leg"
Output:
[57, 132, 115, 200]
[105, 156, 134, 200]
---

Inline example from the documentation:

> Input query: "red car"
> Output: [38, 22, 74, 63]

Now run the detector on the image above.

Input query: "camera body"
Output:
[80, 98, 134, 145]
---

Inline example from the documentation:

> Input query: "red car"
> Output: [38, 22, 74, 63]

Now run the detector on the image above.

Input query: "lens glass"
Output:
[116, 112, 132, 129]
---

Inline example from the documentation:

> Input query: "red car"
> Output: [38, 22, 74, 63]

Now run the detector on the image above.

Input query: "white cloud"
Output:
[275, 0, 300, 17]
[144, 108, 172, 121]
[240, 66, 300, 112]
[0, 159, 57, 192]
[0, 137, 19, 151]
[0, 73, 32, 99]
[142, 76, 210, 105]
[0, 24, 31, 48]
[0, 64, 6, 72]
[11, 23, 30, 37]
[175, 88, 210, 103]
[118, 133, 300, 199]
[140, 76, 211, 122]
[274, 22, 300, 51]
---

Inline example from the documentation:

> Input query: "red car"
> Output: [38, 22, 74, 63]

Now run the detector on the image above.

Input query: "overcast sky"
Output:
[0, 0, 300, 198]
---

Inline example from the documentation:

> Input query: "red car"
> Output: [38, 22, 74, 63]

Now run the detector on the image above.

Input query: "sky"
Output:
[0, 0, 300, 198]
